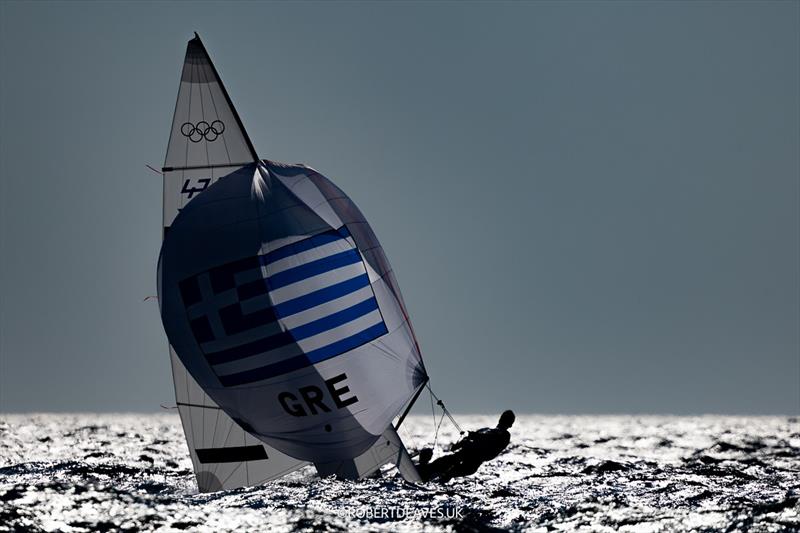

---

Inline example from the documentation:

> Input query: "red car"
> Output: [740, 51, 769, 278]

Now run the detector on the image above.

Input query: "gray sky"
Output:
[1, 1, 797, 414]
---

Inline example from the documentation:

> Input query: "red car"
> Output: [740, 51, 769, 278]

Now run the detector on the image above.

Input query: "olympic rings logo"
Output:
[180, 120, 225, 143]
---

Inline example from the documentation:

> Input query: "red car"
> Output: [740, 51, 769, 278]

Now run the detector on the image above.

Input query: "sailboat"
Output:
[157, 33, 429, 492]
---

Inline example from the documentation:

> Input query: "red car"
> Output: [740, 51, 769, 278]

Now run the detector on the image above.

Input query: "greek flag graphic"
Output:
[178, 227, 387, 387]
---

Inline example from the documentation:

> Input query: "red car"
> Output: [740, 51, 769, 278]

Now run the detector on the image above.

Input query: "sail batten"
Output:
[163, 162, 254, 172]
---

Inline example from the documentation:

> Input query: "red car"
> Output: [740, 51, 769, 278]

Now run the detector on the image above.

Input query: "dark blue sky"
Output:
[1, 1, 797, 413]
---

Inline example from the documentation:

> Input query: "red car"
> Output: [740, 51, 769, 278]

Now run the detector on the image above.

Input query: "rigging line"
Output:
[432, 409, 446, 450]
[444, 407, 462, 434]
[429, 388, 437, 446]
[426, 380, 445, 451]
[426, 383, 464, 434]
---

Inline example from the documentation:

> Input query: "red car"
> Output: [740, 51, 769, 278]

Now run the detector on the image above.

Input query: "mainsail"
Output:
[159, 34, 426, 491]
[161, 34, 308, 492]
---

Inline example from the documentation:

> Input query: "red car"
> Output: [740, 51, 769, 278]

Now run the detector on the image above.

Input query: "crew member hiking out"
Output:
[416, 410, 515, 482]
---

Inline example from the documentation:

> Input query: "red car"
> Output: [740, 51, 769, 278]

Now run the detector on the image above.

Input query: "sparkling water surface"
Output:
[1, 414, 798, 532]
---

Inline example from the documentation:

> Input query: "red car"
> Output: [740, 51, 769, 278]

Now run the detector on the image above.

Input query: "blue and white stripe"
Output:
[197, 227, 387, 386]
[265, 227, 386, 359]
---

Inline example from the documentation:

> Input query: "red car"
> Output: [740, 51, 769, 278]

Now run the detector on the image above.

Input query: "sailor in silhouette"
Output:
[416, 410, 515, 482]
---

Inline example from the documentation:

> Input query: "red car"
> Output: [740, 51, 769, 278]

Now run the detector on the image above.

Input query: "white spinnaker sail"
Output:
[161, 35, 308, 492]
[159, 160, 427, 465]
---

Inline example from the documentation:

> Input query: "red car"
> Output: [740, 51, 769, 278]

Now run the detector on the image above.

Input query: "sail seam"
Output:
[198, 51, 234, 166]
